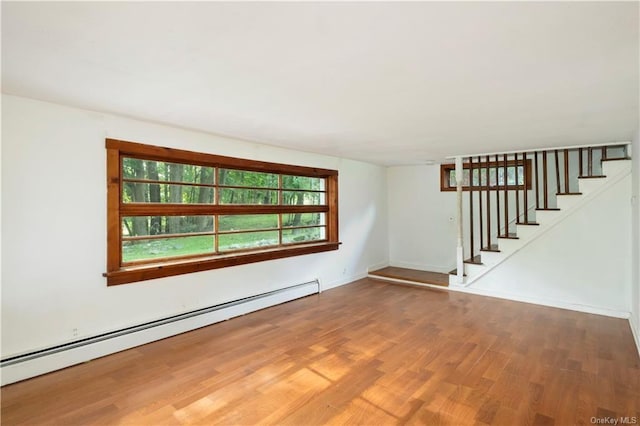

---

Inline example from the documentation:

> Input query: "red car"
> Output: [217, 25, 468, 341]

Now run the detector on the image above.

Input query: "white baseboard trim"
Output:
[371, 274, 630, 319]
[629, 316, 640, 357]
[322, 271, 368, 291]
[0, 281, 319, 386]
[367, 261, 390, 273]
[453, 285, 631, 319]
[388, 260, 453, 274]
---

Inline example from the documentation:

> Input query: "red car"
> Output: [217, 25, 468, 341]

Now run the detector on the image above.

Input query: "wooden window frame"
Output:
[440, 159, 532, 191]
[104, 139, 339, 286]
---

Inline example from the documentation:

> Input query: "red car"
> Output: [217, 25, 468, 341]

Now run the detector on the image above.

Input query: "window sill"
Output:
[103, 242, 340, 286]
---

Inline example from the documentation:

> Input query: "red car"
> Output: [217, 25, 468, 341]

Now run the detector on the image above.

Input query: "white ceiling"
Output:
[2, 2, 638, 165]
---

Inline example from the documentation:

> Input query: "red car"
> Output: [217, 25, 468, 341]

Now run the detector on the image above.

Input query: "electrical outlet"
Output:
[72, 328, 78, 337]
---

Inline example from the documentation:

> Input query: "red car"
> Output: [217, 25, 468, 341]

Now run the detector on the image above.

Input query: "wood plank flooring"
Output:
[369, 266, 449, 287]
[2, 278, 639, 425]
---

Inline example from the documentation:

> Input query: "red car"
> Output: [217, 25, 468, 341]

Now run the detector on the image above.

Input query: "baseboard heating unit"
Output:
[1, 280, 319, 386]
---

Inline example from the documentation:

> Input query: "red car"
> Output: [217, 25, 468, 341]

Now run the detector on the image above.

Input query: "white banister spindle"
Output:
[455, 156, 464, 284]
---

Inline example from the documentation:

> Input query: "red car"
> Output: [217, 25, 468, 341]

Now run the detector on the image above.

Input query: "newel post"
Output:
[455, 156, 465, 284]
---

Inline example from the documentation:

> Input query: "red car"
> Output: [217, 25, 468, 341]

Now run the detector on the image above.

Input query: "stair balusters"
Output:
[478, 156, 484, 253]
[495, 154, 501, 240]
[543, 151, 549, 209]
[469, 155, 474, 261]
[503, 154, 509, 237]
[515, 153, 520, 224]
[534, 151, 540, 210]
[522, 152, 529, 223]
[563, 149, 570, 193]
[554, 150, 561, 195]
[459, 144, 628, 267]
[485, 155, 491, 250]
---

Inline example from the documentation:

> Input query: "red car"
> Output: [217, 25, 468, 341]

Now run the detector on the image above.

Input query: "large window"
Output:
[440, 159, 531, 191]
[105, 139, 339, 285]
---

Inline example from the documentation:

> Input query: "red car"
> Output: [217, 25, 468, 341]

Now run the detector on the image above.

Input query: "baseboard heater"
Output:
[1, 280, 319, 386]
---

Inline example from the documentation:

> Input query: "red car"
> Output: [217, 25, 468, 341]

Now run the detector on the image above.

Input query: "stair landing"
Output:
[369, 266, 449, 287]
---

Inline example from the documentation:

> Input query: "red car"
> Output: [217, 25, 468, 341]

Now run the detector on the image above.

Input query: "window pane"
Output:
[122, 158, 214, 184]
[122, 235, 215, 262]
[122, 216, 214, 237]
[507, 166, 516, 185]
[218, 230, 279, 252]
[282, 175, 325, 191]
[478, 168, 487, 186]
[497, 168, 505, 186]
[448, 169, 471, 187]
[219, 188, 278, 204]
[219, 169, 278, 188]
[471, 168, 480, 186]
[123, 183, 214, 204]
[282, 191, 325, 205]
[282, 213, 325, 227]
[518, 166, 525, 185]
[218, 214, 278, 232]
[448, 163, 526, 189]
[282, 227, 325, 244]
[489, 168, 498, 186]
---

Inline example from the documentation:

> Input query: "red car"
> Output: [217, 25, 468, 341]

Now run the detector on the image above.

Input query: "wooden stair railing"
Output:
[502, 154, 509, 238]
[485, 155, 492, 251]
[455, 143, 629, 267]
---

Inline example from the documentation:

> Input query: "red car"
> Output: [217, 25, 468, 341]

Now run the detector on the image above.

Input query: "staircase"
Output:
[448, 144, 632, 286]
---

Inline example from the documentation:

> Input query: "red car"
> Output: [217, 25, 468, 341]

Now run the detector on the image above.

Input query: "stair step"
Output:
[602, 158, 632, 175]
[515, 223, 539, 239]
[535, 209, 562, 226]
[464, 255, 483, 265]
[578, 175, 609, 194]
[478, 250, 504, 266]
[516, 221, 539, 225]
[556, 192, 584, 210]
[498, 233, 519, 239]
[464, 262, 486, 276]
[481, 244, 500, 252]
[369, 267, 450, 287]
[578, 175, 606, 179]
[536, 208, 561, 211]
[492, 237, 520, 253]
[450, 259, 487, 277]
[601, 157, 631, 161]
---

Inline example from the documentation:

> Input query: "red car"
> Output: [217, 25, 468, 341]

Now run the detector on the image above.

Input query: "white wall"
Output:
[1, 95, 389, 358]
[631, 129, 640, 350]
[387, 165, 457, 272]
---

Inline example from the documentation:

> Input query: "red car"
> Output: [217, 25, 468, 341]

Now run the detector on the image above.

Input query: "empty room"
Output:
[1, 2, 639, 425]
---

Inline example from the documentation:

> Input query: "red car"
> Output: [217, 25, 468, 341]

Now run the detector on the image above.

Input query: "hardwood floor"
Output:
[2, 278, 639, 425]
